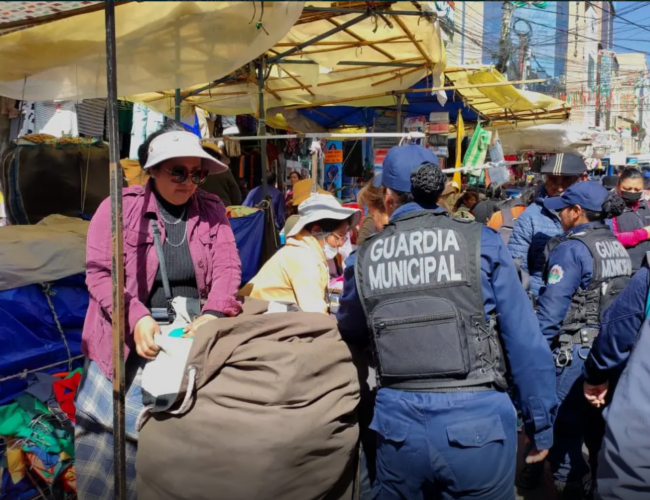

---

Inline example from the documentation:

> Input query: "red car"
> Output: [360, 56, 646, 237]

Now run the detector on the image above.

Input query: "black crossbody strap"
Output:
[150, 219, 174, 315]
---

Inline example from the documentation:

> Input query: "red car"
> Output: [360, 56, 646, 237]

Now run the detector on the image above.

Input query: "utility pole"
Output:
[518, 34, 528, 84]
[513, 18, 532, 89]
[497, 1, 515, 74]
[595, 51, 602, 127]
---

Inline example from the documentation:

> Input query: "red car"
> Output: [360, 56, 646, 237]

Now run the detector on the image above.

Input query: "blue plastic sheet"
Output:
[0, 274, 87, 405]
[230, 210, 265, 284]
[299, 84, 478, 129]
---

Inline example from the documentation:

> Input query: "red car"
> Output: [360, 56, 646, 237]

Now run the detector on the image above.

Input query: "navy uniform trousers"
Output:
[371, 388, 517, 500]
[550, 345, 605, 486]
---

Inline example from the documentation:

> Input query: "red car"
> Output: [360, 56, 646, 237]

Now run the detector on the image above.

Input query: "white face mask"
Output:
[323, 242, 339, 260]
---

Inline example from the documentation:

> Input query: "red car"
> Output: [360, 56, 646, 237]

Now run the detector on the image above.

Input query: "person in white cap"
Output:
[76, 121, 242, 500]
[243, 192, 360, 314]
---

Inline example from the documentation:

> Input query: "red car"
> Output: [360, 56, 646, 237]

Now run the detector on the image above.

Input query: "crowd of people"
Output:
[76, 125, 650, 500]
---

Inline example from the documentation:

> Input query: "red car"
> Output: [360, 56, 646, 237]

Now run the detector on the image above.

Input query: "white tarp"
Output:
[0, 2, 304, 101]
[490, 122, 621, 158]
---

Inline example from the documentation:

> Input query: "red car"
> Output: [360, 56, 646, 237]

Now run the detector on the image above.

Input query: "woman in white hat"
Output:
[244, 192, 360, 314]
[76, 121, 242, 499]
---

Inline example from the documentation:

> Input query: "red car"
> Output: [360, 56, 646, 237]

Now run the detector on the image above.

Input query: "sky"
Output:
[612, 1, 650, 67]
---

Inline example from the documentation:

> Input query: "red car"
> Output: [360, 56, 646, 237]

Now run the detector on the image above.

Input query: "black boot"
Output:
[516, 462, 545, 490]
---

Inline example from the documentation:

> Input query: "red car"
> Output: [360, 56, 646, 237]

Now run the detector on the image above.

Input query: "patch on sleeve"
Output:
[547, 265, 564, 285]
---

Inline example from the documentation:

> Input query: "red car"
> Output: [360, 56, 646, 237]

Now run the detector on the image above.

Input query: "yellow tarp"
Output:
[467, 69, 566, 112]
[446, 67, 569, 122]
[0, 2, 304, 101]
[127, 2, 446, 120]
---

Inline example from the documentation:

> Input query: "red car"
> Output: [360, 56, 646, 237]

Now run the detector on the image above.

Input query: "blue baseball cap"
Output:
[544, 181, 608, 212]
[373, 145, 439, 192]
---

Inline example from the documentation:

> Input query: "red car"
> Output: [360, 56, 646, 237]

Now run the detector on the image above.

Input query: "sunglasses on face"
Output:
[165, 165, 209, 185]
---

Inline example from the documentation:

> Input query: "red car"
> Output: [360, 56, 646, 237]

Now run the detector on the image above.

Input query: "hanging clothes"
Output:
[129, 103, 164, 160]
[76, 98, 107, 138]
[34, 101, 78, 137]
[225, 138, 241, 157]
[19, 101, 35, 137]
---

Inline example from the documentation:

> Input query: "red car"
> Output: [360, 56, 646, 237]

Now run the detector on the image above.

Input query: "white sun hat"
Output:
[287, 193, 361, 238]
[142, 131, 228, 174]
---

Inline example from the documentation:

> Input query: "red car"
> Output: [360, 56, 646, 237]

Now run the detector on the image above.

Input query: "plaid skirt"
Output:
[75, 356, 146, 500]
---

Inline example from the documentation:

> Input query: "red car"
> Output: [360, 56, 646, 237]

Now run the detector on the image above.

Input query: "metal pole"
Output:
[175, 88, 181, 122]
[105, 1, 126, 499]
[205, 132, 427, 142]
[258, 58, 268, 199]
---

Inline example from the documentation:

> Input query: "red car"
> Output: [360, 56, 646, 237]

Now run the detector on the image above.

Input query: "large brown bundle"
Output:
[137, 299, 360, 500]
[1, 141, 116, 224]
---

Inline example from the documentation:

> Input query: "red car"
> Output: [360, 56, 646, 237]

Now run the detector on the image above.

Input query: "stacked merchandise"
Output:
[0, 216, 88, 499]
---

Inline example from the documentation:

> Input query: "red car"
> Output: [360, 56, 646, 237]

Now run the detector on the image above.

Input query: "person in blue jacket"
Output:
[583, 258, 650, 499]
[523, 182, 630, 498]
[508, 154, 586, 298]
[337, 146, 558, 500]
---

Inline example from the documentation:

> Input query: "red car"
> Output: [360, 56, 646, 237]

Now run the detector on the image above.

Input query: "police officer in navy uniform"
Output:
[508, 153, 587, 298]
[535, 182, 630, 498]
[337, 146, 558, 499]
[582, 251, 650, 499]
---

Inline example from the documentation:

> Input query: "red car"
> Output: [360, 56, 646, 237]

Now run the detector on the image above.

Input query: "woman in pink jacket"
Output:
[75, 121, 242, 499]
[611, 168, 650, 272]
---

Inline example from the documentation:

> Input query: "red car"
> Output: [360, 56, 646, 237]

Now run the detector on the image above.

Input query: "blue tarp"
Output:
[0, 274, 87, 405]
[298, 81, 479, 130]
[230, 210, 266, 284]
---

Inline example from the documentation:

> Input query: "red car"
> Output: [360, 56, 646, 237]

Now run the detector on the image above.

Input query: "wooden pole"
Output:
[105, 0, 127, 498]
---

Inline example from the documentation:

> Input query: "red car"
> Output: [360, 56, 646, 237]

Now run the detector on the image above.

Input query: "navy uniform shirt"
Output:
[337, 201, 558, 451]
[536, 222, 596, 343]
[583, 266, 650, 385]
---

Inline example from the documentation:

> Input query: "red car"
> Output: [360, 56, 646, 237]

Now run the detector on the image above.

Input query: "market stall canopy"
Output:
[127, 1, 446, 120]
[446, 67, 571, 124]
[0, 1, 304, 101]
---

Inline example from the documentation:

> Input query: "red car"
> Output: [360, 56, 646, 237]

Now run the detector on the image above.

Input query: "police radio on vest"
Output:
[368, 229, 464, 291]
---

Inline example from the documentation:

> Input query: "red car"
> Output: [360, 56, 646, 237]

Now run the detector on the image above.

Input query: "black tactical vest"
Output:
[554, 224, 632, 333]
[355, 210, 507, 392]
[615, 201, 650, 272]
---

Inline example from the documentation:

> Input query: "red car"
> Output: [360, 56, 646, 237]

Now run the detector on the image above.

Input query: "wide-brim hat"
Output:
[292, 178, 329, 206]
[201, 141, 231, 166]
[143, 131, 228, 174]
[288, 193, 361, 238]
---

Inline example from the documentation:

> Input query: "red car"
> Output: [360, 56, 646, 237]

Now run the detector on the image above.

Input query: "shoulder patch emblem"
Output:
[548, 265, 564, 285]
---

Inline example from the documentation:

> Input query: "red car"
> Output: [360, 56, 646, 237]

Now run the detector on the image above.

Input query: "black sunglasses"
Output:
[165, 165, 209, 185]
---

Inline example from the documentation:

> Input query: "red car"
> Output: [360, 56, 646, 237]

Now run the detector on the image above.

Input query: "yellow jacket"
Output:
[246, 233, 330, 314]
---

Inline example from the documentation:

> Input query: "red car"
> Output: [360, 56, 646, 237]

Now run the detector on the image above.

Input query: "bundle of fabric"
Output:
[0, 369, 81, 497]
[1, 140, 117, 224]
[137, 298, 360, 500]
